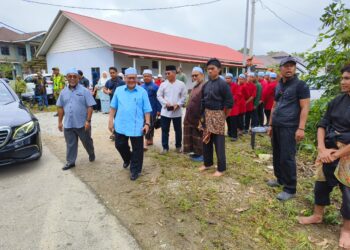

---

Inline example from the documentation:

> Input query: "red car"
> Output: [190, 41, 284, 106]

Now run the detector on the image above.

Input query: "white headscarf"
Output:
[99, 71, 108, 87]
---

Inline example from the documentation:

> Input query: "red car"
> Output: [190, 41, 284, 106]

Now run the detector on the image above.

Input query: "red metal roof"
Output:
[63, 11, 259, 66]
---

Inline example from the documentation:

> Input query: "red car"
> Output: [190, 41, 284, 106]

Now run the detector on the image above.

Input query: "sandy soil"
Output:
[37, 111, 198, 249]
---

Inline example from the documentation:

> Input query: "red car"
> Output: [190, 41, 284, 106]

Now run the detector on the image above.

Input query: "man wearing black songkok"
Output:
[199, 58, 233, 177]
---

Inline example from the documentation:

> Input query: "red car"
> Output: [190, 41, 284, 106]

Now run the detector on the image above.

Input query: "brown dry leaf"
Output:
[234, 207, 250, 213]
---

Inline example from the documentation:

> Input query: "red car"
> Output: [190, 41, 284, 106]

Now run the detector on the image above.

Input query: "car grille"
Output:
[0, 127, 11, 148]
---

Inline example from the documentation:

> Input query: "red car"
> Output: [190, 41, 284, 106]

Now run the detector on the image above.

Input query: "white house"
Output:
[37, 10, 262, 89]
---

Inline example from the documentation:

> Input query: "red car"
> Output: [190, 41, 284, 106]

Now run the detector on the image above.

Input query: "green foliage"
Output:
[304, 1, 350, 95]
[302, 1, 350, 152]
[299, 97, 332, 153]
[0, 63, 13, 79]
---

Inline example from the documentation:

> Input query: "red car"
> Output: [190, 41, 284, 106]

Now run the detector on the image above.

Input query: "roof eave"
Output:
[112, 45, 243, 66]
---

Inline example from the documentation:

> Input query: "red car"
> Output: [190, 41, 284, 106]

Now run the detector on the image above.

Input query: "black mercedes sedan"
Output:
[0, 79, 42, 166]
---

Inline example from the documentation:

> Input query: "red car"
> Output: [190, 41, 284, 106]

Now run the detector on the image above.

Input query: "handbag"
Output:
[154, 116, 161, 129]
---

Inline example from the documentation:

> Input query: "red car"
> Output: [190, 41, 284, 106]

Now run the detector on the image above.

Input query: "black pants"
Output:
[244, 111, 253, 131]
[115, 133, 144, 175]
[238, 114, 244, 131]
[226, 117, 232, 137]
[252, 109, 259, 128]
[161, 116, 182, 150]
[145, 115, 156, 140]
[314, 161, 350, 220]
[257, 103, 264, 126]
[94, 99, 101, 111]
[203, 134, 226, 172]
[229, 116, 238, 139]
[265, 110, 271, 125]
[272, 126, 297, 194]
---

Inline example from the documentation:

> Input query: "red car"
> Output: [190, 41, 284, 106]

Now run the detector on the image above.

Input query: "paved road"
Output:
[0, 143, 139, 250]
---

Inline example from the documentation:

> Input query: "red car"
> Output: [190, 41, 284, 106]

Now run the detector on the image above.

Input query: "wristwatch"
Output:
[86, 120, 91, 123]
[145, 123, 150, 127]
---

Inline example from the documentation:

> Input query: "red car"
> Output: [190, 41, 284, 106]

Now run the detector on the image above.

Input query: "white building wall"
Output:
[46, 47, 114, 83]
[47, 21, 107, 54]
[114, 52, 204, 90]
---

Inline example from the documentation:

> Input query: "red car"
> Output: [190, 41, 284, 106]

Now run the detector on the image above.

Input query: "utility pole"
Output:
[242, 0, 250, 72]
[249, 0, 256, 57]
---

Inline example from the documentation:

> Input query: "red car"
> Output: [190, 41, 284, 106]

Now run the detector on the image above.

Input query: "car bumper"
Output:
[0, 129, 42, 166]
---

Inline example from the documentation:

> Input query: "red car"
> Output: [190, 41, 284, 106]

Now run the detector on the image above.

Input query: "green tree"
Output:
[301, 1, 350, 151]
[304, 1, 350, 95]
[0, 62, 13, 79]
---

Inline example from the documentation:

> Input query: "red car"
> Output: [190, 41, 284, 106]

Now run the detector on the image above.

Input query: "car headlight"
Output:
[12, 121, 35, 140]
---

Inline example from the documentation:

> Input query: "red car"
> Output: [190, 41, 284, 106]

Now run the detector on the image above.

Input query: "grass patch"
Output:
[146, 135, 341, 249]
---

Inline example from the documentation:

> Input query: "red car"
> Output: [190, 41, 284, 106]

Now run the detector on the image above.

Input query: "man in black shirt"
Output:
[103, 67, 126, 99]
[267, 56, 310, 201]
[298, 65, 350, 249]
[78, 70, 90, 88]
[199, 58, 233, 177]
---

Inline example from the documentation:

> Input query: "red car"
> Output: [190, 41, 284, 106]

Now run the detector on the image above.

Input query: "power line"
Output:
[258, 0, 317, 37]
[22, 0, 222, 12]
[0, 21, 26, 33]
[264, 0, 316, 20]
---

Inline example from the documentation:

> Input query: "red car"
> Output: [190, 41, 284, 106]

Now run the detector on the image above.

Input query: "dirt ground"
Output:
[37, 111, 342, 250]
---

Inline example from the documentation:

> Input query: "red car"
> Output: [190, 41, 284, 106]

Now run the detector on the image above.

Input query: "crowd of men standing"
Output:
[50, 56, 350, 248]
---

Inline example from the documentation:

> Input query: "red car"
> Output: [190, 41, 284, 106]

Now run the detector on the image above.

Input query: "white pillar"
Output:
[133, 58, 136, 69]
[225, 67, 228, 73]
[158, 60, 162, 75]
[236, 67, 239, 76]
[249, 0, 256, 56]
[25, 42, 32, 61]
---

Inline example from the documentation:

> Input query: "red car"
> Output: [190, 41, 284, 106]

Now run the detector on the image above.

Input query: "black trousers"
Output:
[252, 109, 259, 128]
[226, 117, 232, 137]
[93, 97, 101, 111]
[244, 111, 253, 131]
[314, 161, 350, 220]
[145, 115, 156, 140]
[272, 126, 297, 194]
[115, 133, 144, 175]
[203, 134, 226, 172]
[161, 116, 182, 150]
[264, 110, 271, 125]
[257, 103, 264, 126]
[238, 114, 244, 131]
[229, 116, 238, 138]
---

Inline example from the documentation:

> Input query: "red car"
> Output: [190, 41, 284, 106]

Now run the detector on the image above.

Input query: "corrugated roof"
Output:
[0, 27, 45, 42]
[60, 11, 261, 66]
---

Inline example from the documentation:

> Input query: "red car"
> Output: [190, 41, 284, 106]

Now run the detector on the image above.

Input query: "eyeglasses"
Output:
[165, 72, 171, 75]
[191, 74, 199, 78]
[126, 77, 137, 80]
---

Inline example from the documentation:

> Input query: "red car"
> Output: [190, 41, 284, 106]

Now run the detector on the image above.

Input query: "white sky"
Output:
[0, 0, 344, 55]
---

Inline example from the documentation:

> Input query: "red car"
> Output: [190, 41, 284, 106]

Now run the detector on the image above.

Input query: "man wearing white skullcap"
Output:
[183, 67, 205, 162]
[108, 67, 152, 181]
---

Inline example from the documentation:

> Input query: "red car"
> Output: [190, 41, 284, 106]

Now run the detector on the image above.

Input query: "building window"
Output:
[1, 47, 10, 56]
[152, 61, 159, 69]
[140, 66, 149, 74]
[18, 47, 26, 57]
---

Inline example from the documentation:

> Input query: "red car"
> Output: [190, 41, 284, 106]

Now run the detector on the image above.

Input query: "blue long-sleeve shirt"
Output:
[142, 81, 161, 117]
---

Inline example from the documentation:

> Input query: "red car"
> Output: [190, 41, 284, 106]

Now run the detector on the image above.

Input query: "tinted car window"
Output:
[0, 83, 15, 104]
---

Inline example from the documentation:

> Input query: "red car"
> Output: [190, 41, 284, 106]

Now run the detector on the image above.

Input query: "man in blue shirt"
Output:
[56, 68, 96, 170]
[108, 67, 152, 181]
[141, 69, 161, 149]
